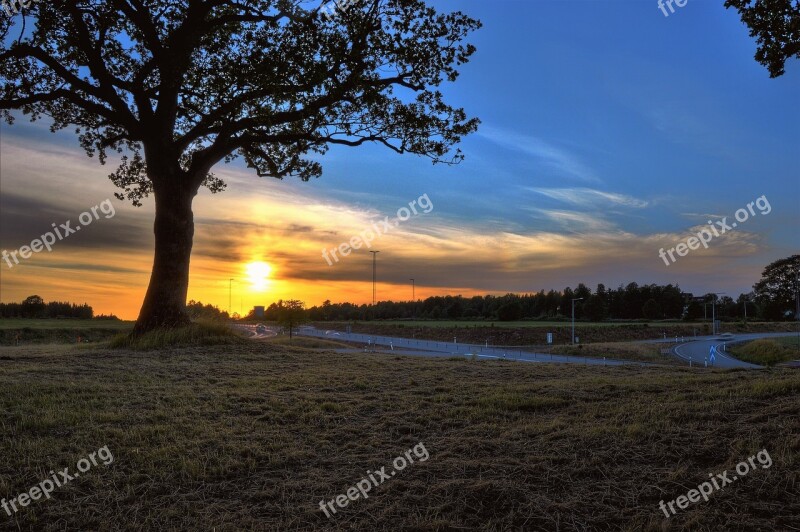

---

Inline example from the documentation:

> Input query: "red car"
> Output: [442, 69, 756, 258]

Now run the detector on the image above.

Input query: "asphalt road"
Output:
[241, 324, 798, 370]
[671, 332, 800, 369]
[296, 327, 635, 366]
[234, 324, 277, 339]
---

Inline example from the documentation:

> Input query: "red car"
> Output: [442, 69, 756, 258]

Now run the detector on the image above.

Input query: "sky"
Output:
[0, 0, 798, 320]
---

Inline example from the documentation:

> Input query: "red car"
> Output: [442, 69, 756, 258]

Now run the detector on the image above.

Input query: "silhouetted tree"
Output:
[753, 255, 800, 319]
[0, 0, 480, 334]
[276, 300, 308, 338]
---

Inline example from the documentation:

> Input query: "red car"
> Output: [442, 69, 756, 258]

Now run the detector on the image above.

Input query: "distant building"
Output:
[254, 306, 265, 319]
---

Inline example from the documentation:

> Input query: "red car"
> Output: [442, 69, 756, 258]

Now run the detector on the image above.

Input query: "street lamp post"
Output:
[370, 251, 380, 306]
[711, 293, 725, 335]
[409, 278, 415, 318]
[712, 296, 716, 335]
[229, 278, 234, 317]
[571, 297, 584, 345]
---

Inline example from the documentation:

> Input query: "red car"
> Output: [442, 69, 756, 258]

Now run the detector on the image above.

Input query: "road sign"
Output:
[546, 332, 553, 345]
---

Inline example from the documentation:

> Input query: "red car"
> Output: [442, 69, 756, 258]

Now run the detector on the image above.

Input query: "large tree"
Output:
[726, 0, 800, 77]
[0, 0, 480, 334]
[753, 254, 800, 319]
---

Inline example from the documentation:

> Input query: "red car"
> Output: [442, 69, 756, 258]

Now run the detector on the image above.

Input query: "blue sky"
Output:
[0, 0, 798, 317]
[295, 0, 799, 286]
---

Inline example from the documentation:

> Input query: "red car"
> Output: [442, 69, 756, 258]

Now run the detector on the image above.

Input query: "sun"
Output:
[245, 261, 272, 292]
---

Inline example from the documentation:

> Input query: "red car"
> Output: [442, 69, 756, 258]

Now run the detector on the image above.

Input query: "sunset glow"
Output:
[244, 261, 272, 292]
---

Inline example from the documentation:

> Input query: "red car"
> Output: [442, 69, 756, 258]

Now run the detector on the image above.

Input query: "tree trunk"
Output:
[133, 181, 197, 335]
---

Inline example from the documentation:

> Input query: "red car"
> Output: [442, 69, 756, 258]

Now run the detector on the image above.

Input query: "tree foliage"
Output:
[725, 0, 800, 77]
[0, 0, 481, 204]
[186, 300, 230, 321]
[274, 299, 308, 338]
[0, 0, 481, 333]
[753, 254, 800, 318]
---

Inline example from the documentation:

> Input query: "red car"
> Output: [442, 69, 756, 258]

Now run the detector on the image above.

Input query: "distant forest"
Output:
[284, 255, 800, 323]
[299, 283, 763, 322]
[0, 297, 227, 321]
[0, 295, 96, 319]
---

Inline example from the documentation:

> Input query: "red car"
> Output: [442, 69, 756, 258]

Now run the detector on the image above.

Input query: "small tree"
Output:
[277, 300, 308, 339]
[21, 295, 46, 318]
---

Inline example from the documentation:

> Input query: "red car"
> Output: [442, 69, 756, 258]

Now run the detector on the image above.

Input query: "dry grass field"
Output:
[0, 341, 798, 531]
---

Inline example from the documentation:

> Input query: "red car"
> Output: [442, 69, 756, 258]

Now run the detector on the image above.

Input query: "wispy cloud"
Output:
[478, 125, 601, 183]
[527, 187, 649, 209]
[526, 208, 618, 233]
[680, 212, 725, 221]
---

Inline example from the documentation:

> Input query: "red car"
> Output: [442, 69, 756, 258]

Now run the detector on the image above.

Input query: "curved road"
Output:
[670, 332, 799, 369]
[295, 327, 799, 370]
[296, 327, 636, 366]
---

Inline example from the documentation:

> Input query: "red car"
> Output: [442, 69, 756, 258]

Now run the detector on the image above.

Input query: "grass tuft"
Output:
[107, 321, 243, 350]
[730, 337, 800, 366]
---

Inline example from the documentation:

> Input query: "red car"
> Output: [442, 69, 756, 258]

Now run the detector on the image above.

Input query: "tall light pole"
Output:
[711, 292, 725, 335]
[409, 278, 416, 319]
[711, 294, 716, 335]
[742, 293, 750, 321]
[572, 297, 584, 345]
[229, 278, 234, 317]
[370, 251, 380, 306]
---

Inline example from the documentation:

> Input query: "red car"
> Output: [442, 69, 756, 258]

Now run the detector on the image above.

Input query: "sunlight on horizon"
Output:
[244, 261, 273, 292]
